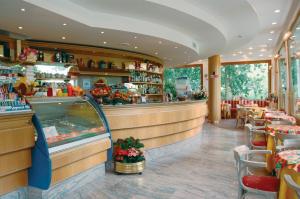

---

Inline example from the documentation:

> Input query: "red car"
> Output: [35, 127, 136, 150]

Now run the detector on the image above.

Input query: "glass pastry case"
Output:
[27, 95, 111, 190]
[27, 96, 109, 153]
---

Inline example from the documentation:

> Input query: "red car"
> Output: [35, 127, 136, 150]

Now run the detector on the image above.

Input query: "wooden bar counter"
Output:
[103, 100, 207, 149]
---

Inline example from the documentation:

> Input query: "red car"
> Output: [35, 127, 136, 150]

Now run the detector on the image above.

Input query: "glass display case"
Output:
[27, 96, 108, 152]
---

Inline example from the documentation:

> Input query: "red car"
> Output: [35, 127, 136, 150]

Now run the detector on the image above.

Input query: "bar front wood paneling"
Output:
[50, 137, 111, 185]
[0, 112, 34, 196]
[103, 101, 207, 149]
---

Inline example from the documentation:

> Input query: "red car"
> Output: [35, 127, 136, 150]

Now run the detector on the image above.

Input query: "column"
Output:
[285, 40, 293, 115]
[208, 55, 221, 123]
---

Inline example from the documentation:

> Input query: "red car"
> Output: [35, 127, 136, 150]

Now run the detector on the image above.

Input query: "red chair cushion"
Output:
[251, 140, 267, 146]
[242, 176, 280, 192]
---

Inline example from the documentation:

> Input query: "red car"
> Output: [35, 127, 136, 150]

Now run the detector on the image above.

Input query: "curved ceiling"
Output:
[0, 0, 297, 65]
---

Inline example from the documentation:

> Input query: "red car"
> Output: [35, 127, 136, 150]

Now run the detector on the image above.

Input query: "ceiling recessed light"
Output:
[270, 30, 275, 34]
[18, 26, 23, 30]
[174, 46, 178, 49]
[268, 38, 273, 41]
[233, 53, 237, 56]
[249, 52, 253, 55]
[62, 23, 67, 26]
[260, 44, 268, 48]
[154, 52, 158, 55]
[134, 46, 138, 49]
[259, 54, 263, 57]
[158, 41, 162, 44]
[100, 31, 104, 34]
[260, 49, 266, 52]
[272, 22, 277, 25]
[238, 51, 243, 54]
[61, 36, 66, 40]
[248, 47, 253, 50]
[20, 8, 26, 12]
[134, 36, 137, 39]
[274, 9, 280, 13]
[103, 41, 107, 44]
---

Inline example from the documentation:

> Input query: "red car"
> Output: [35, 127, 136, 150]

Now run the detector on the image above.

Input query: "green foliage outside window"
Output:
[221, 64, 268, 100]
[291, 58, 300, 98]
[164, 67, 201, 97]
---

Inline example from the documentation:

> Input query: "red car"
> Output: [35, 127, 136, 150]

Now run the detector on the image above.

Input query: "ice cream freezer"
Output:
[26, 96, 112, 189]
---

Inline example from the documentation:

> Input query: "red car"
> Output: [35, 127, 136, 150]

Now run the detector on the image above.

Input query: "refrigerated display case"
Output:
[27, 96, 111, 189]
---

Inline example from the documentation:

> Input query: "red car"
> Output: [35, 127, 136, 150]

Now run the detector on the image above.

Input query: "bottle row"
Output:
[129, 71, 162, 84]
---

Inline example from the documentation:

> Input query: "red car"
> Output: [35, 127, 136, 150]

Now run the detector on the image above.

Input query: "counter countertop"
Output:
[101, 100, 207, 109]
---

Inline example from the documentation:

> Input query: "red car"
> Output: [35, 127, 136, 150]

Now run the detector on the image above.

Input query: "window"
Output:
[164, 66, 202, 97]
[221, 63, 268, 100]
[290, 16, 300, 115]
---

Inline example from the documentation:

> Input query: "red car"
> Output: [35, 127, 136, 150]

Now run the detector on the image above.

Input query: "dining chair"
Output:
[284, 174, 300, 198]
[237, 108, 248, 128]
[234, 145, 279, 199]
[270, 120, 294, 125]
[275, 133, 300, 152]
[245, 124, 267, 150]
[248, 115, 266, 127]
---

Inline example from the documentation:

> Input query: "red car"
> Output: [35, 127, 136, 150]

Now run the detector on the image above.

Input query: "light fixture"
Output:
[18, 26, 23, 30]
[63, 23, 67, 26]
[260, 44, 268, 48]
[248, 52, 253, 55]
[20, 8, 26, 12]
[61, 36, 66, 40]
[238, 51, 243, 54]
[260, 49, 266, 52]
[290, 45, 294, 49]
[158, 41, 162, 44]
[100, 31, 104, 34]
[103, 41, 107, 44]
[268, 38, 273, 41]
[174, 46, 178, 49]
[134, 46, 138, 49]
[270, 30, 275, 34]
[297, 27, 300, 30]
[272, 22, 277, 25]
[134, 36, 137, 39]
[274, 9, 280, 13]
[259, 54, 263, 57]
[232, 53, 237, 56]
[248, 47, 253, 50]
[154, 52, 158, 55]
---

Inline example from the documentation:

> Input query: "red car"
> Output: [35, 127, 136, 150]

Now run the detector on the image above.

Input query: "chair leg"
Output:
[238, 187, 245, 199]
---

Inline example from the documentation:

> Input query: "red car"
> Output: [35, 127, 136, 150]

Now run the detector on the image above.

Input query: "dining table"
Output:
[264, 112, 296, 125]
[265, 124, 300, 173]
[275, 150, 300, 199]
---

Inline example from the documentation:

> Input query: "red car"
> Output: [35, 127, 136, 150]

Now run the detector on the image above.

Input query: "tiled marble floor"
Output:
[60, 120, 261, 199]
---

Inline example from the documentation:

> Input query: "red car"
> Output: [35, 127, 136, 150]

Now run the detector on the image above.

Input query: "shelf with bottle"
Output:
[129, 71, 162, 85]
[136, 84, 162, 96]
[130, 82, 163, 86]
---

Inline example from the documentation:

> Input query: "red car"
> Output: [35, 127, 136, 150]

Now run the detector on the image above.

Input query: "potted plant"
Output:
[113, 137, 145, 174]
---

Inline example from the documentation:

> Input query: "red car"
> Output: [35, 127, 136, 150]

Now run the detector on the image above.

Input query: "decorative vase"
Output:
[114, 160, 145, 174]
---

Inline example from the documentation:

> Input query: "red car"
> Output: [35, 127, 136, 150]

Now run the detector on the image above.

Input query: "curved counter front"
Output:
[103, 100, 207, 149]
